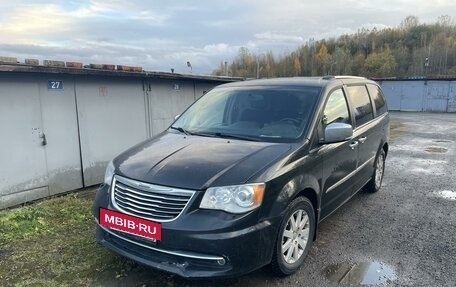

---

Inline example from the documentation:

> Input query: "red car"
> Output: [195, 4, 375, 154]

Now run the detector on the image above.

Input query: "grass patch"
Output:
[0, 193, 241, 287]
[0, 194, 143, 287]
[0, 195, 90, 243]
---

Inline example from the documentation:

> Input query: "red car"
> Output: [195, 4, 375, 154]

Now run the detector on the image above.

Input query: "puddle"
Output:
[432, 190, 456, 201]
[324, 261, 396, 285]
[424, 146, 448, 153]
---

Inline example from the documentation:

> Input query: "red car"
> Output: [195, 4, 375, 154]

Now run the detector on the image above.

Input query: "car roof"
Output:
[217, 76, 377, 89]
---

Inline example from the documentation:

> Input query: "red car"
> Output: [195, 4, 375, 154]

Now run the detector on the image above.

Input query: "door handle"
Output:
[40, 132, 47, 146]
[358, 136, 367, 144]
[349, 141, 359, 149]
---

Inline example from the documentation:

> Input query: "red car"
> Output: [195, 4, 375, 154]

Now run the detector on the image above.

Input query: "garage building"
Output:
[0, 63, 239, 209]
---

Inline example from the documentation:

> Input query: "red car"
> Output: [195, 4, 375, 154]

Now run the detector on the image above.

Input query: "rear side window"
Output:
[367, 84, 387, 116]
[346, 85, 373, 127]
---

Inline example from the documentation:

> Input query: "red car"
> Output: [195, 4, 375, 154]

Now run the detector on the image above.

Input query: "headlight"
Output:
[200, 183, 265, 214]
[104, 160, 115, 185]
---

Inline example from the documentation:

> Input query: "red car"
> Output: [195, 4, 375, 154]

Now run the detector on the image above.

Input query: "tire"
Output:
[365, 149, 386, 193]
[271, 197, 315, 276]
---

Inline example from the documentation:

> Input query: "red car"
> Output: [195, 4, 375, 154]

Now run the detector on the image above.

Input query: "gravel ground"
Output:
[100, 112, 456, 287]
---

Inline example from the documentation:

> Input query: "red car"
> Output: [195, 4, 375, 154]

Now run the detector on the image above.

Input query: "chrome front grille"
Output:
[111, 175, 195, 222]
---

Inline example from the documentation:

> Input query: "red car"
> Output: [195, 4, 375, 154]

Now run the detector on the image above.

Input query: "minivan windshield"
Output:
[172, 86, 321, 142]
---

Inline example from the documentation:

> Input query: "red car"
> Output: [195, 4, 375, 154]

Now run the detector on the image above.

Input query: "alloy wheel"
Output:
[281, 209, 311, 264]
[375, 152, 385, 189]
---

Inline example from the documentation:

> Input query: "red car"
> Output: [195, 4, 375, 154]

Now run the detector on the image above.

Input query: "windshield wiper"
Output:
[170, 128, 259, 141]
[213, 132, 260, 142]
[170, 126, 192, 135]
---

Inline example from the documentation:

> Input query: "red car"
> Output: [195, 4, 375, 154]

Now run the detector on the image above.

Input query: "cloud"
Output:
[203, 43, 236, 54]
[0, 0, 455, 73]
[254, 32, 305, 44]
[1, 4, 72, 44]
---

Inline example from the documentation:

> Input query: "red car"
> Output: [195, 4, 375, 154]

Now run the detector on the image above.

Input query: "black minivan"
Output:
[93, 76, 389, 278]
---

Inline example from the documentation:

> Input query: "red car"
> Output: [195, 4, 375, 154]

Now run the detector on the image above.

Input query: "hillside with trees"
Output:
[213, 16, 456, 78]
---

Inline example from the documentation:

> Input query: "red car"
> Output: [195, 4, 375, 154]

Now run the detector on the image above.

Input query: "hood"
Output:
[115, 131, 291, 190]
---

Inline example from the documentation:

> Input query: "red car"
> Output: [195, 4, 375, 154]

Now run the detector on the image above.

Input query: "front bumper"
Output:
[93, 184, 279, 278]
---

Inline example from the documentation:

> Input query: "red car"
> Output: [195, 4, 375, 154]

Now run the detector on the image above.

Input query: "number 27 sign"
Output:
[48, 80, 63, 90]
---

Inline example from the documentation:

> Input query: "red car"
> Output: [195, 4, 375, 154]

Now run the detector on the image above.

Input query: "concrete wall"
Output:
[379, 80, 456, 112]
[0, 73, 229, 208]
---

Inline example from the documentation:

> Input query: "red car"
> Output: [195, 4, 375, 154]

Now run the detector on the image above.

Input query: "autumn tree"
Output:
[213, 15, 456, 78]
[351, 52, 366, 76]
[364, 47, 397, 77]
[314, 43, 330, 75]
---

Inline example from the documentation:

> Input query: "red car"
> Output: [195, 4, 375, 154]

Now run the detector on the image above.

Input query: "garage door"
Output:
[400, 81, 424, 111]
[425, 81, 449, 112]
[0, 77, 49, 207]
[0, 75, 84, 208]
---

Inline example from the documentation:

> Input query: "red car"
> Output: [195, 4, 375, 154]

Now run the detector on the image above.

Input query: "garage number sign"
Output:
[48, 80, 64, 90]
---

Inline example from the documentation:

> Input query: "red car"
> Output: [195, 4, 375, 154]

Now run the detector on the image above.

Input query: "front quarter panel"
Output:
[258, 147, 322, 222]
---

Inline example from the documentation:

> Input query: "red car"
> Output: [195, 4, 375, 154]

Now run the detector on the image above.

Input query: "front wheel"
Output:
[365, 149, 386, 193]
[271, 197, 315, 276]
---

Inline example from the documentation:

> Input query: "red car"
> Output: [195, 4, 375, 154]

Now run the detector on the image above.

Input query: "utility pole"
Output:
[256, 54, 265, 79]
[424, 57, 429, 75]
[256, 56, 260, 79]
[424, 45, 431, 76]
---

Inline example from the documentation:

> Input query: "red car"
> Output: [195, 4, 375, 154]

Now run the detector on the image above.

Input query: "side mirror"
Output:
[174, 114, 180, 120]
[321, 122, 353, 144]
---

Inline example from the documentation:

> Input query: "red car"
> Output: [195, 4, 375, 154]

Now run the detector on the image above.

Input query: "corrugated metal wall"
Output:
[449, 82, 456, 112]
[380, 80, 456, 112]
[0, 74, 225, 208]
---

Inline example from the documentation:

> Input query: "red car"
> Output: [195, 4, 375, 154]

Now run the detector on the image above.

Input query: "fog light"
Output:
[217, 258, 226, 266]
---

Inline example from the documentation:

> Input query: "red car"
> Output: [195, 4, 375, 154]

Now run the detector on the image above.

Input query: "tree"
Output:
[351, 52, 366, 76]
[314, 43, 330, 74]
[364, 47, 397, 77]
[437, 15, 454, 28]
[213, 16, 456, 78]
[213, 61, 228, 76]
[405, 25, 432, 52]
[229, 47, 256, 78]
[330, 47, 351, 75]
[293, 57, 301, 76]
[401, 16, 419, 30]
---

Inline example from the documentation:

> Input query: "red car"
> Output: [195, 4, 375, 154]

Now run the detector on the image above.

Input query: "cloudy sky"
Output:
[0, 0, 454, 74]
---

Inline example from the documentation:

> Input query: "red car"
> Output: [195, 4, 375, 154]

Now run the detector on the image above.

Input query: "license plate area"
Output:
[99, 208, 162, 241]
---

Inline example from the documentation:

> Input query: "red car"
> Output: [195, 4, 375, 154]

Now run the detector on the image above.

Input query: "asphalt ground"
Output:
[98, 112, 456, 287]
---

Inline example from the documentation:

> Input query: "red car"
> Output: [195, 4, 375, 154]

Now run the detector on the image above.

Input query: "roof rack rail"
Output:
[322, 75, 366, 80]
[334, 75, 366, 79]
